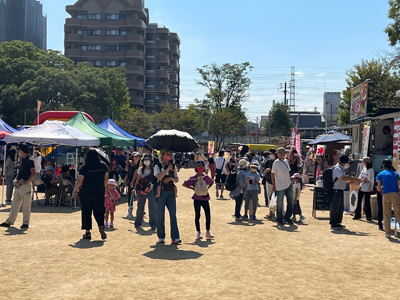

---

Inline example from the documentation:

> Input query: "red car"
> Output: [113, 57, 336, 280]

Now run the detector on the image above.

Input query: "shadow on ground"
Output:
[143, 243, 203, 260]
[68, 239, 105, 249]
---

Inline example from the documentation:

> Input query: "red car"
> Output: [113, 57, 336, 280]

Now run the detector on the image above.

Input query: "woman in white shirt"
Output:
[354, 157, 375, 221]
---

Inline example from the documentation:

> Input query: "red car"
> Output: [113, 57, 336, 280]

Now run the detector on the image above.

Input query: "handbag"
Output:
[269, 192, 277, 212]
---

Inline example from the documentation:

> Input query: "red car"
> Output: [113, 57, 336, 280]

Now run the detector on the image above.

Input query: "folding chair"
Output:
[60, 179, 74, 207]
[31, 178, 47, 206]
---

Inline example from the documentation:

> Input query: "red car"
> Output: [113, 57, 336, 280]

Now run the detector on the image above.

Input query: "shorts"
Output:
[215, 174, 227, 184]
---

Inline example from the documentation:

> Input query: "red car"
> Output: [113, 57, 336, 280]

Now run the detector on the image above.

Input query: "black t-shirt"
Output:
[265, 159, 274, 184]
[17, 156, 35, 181]
[41, 174, 56, 190]
[79, 161, 108, 193]
[127, 162, 139, 181]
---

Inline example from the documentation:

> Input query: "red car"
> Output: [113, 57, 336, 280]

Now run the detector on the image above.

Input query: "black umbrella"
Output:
[145, 129, 200, 152]
[91, 148, 110, 166]
[308, 130, 351, 145]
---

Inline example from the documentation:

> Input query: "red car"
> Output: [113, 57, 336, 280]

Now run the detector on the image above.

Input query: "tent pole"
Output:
[1, 146, 7, 207]
[74, 147, 78, 209]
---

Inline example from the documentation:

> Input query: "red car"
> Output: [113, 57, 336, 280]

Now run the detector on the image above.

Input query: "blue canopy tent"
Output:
[0, 118, 16, 133]
[98, 117, 146, 146]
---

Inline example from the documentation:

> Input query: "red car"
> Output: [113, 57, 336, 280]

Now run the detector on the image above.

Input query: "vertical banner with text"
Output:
[208, 141, 215, 154]
[393, 119, 400, 172]
[295, 134, 301, 156]
[361, 121, 371, 159]
[290, 128, 296, 151]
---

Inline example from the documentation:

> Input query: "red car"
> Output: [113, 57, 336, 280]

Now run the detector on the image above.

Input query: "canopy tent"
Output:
[98, 117, 146, 145]
[0, 118, 16, 133]
[67, 112, 135, 147]
[4, 120, 100, 146]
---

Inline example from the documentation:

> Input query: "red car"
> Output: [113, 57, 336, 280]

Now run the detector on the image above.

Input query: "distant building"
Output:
[64, 0, 180, 113]
[323, 92, 340, 128]
[0, 0, 47, 50]
[289, 111, 325, 139]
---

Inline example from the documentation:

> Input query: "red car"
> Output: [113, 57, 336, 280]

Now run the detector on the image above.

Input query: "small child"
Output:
[243, 162, 261, 220]
[105, 179, 121, 228]
[183, 160, 215, 239]
[291, 173, 305, 222]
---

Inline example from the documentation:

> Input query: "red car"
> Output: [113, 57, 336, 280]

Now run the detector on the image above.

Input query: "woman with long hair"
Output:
[134, 154, 157, 230]
[72, 149, 109, 240]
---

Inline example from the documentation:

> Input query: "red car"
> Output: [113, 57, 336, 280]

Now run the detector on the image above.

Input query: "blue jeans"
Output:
[156, 189, 180, 240]
[276, 185, 294, 223]
[135, 190, 157, 228]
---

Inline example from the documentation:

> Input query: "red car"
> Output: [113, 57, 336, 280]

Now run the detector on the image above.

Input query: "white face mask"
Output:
[143, 160, 151, 166]
[269, 154, 275, 159]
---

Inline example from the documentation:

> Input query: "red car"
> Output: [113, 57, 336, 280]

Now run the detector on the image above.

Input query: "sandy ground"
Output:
[0, 168, 399, 300]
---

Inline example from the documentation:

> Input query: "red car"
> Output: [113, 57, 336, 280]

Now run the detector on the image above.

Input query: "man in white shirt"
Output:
[272, 147, 294, 226]
[214, 150, 230, 199]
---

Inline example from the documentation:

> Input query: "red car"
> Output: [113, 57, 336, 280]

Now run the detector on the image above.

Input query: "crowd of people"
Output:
[1, 143, 400, 242]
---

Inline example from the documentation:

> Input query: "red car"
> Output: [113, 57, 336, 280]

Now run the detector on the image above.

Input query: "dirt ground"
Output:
[0, 168, 399, 300]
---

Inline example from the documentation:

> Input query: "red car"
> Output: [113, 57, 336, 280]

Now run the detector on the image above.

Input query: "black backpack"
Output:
[322, 167, 338, 191]
[225, 170, 238, 191]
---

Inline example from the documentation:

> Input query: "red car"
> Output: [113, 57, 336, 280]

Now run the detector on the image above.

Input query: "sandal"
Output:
[82, 232, 91, 240]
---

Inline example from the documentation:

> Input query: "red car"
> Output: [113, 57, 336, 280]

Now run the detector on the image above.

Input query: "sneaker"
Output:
[172, 238, 182, 245]
[20, 224, 29, 229]
[197, 232, 203, 239]
[82, 232, 91, 240]
[251, 215, 256, 220]
[206, 232, 214, 238]
[366, 218, 372, 221]
[99, 226, 107, 240]
[338, 224, 346, 229]
[385, 233, 391, 238]
[331, 226, 341, 230]
[353, 217, 361, 220]
[299, 215, 305, 222]
[0, 222, 10, 227]
[235, 217, 243, 221]
[104, 222, 109, 228]
[290, 216, 296, 222]
[109, 222, 114, 228]
[126, 212, 133, 218]
[242, 215, 249, 220]
[284, 219, 294, 225]
[158, 238, 165, 243]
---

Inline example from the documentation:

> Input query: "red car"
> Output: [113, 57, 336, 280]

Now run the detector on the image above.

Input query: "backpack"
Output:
[194, 176, 209, 196]
[322, 167, 338, 191]
[225, 170, 238, 191]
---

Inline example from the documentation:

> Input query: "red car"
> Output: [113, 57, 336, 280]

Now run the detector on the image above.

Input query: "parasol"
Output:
[145, 130, 200, 152]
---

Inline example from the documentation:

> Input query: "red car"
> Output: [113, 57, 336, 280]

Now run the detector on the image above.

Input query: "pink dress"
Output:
[105, 188, 121, 212]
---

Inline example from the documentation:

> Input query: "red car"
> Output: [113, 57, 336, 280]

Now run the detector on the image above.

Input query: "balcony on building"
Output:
[170, 44, 180, 55]
[170, 87, 179, 97]
[130, 96, 144, 106]
[129, 80, 145, 90]
[170, 58, 179, 69]
[170, 72, 179, 83]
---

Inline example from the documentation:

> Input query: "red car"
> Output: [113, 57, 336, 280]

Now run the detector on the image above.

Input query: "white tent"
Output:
[5, 120, 100, 146]
[2, 121, 100, 208]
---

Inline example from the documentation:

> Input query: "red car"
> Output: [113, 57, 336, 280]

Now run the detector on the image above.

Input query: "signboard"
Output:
[290, 128, 296, 151]
[312, 187, 330, 217]
[295, 134, 301, 156]
[316, 145, 326, 156]
[361, 121, 371, 158]
[393, 118, 400, 172]
[208, 141, 215, 154]
[350, 81, 368, 121]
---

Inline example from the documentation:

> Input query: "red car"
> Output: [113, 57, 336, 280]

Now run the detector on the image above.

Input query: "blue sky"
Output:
[40, 0, 392, 122]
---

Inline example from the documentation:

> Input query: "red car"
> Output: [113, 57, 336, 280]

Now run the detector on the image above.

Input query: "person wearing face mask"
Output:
[262, 149, 277, 216]
[353, 157, 374, 221]
[330, 155, 362, 230]
[154, 149, 181, 244]
[230, 159, 249, 221]
[183, 160, 214, 239]
[134, 155, 157, 230]
[243, 163, 261, 220]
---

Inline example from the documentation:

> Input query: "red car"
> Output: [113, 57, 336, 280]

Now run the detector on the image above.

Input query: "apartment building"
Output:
[0, 0, 47, 50]
[64, 0, 180, 112]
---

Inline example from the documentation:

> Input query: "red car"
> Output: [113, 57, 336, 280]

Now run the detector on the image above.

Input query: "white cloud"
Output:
[316, 73, 327, 77]
[295, 71, 305, 77]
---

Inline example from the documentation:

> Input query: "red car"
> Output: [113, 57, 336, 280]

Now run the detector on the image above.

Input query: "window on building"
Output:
[158, 65, 165, 70]
[106, 61, 118, 67]
[138, 30, 144, 36]
[106, 14, 119, 20]
[145, 94, 152, 100]
[77, 29, 83, 34]
[120, 61, 132, 66]
[156, 35, 166, 40]
[88, 14, 101, 20]
[137, 60, 144, 67]
[89, 61, 101, 67]
[87, 29, 101, 35]
[137, 76, 144, 82]
[146, 35, 153, 40]
[120, 30, 132, 35]
[137, 91, 144, 97]
[156, 80, 165, 85]
[76, 14, 87, 19]
[155, 95, 165, 100]
[145, 65, 152, 70]
[120, 45, 131, 50]
[137, 45, 144, 51]
[156, 50, 166, 55]
[106, 29, 119, 36]
[145, 80, 152, 85]
[106, 45, 119, 51]
[125, 76, 131, 81]
[120, 14, 132, 19]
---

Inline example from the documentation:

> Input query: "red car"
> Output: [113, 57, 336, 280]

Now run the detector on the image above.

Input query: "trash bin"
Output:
[370, 196, 378, 220]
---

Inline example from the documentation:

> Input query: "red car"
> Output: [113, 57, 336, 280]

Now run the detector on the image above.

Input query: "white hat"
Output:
[238, 159, 249, 167]
[108, 179, 117, 186]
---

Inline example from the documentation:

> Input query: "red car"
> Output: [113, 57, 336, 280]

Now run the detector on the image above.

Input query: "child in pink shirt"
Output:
[105, 179, 121, 228]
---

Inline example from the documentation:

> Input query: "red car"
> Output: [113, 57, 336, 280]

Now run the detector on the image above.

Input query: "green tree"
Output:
[385, 0, 400, 46]
[263, 102, 293, 139]
[195, 62, 252, 150]
[115, 107, 153, 138]
[338, 58, 400, 124]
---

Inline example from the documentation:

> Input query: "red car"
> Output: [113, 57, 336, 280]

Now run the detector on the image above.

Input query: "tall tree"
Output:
[196, 62, 252, 150]
[115, 108, 153, 139]
[263, 102, 293, 140]
[338, 58, 400, 124]
[385, 0, 400, 46]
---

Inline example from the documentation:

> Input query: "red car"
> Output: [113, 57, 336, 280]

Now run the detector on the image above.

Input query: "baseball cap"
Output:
[18, 144, 30, 154]
[339, 155, 349, 163]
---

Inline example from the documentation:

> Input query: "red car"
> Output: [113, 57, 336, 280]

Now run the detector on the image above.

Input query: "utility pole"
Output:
[256, 117, 259, 144]
[278, 82, 288, 105]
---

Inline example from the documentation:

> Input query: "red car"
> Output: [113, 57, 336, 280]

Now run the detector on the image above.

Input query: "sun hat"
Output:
[238, 159, 249, 167]
[362, 157, 372, 163]
[250, 162, 259, 168]
[108, 179, 117, 186]
[291, 173, 302, 179]
[277, 147, 288, 154]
